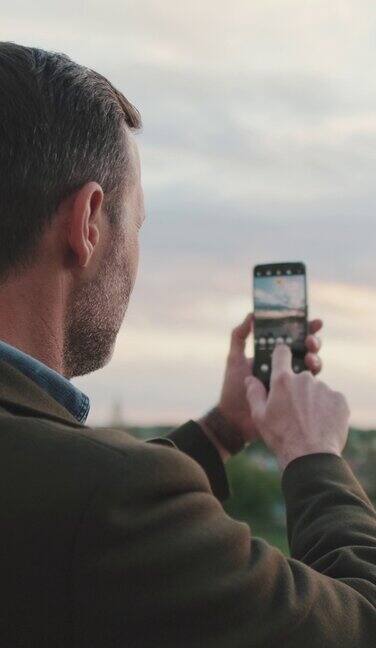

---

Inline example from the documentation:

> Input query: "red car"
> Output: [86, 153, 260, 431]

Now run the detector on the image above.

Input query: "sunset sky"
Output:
[1, 1, 376, 428]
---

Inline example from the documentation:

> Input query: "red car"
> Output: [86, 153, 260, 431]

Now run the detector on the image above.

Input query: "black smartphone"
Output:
[252, 262, 308, 389]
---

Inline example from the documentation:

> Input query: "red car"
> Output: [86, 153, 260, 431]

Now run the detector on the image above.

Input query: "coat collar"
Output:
[0, 357, 87, 429]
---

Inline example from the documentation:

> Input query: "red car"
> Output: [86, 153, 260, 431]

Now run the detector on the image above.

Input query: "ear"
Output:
[67, 182, 104, 268]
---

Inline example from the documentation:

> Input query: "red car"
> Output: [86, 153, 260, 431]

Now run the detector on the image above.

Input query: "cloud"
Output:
[1, 1, 376, 426]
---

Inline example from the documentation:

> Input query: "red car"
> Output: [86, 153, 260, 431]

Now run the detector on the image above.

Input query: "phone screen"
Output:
[253, 262, 308, 388]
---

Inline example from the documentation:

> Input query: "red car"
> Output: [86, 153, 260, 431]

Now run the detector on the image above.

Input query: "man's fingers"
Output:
[271, 343, 293, 380]
[305, 352, 322, 375]
[244, 375, 267, 423]
[308, 319, 323, 335]
[305, 334, 321, 353]
[230, 312, 254, 354]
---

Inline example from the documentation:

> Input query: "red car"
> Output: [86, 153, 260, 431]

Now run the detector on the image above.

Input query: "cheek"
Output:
[132, 228, 140, 259]
[128, 229, 140, 281]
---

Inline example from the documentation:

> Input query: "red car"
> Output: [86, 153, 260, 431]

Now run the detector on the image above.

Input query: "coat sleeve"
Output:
[71, 440, 376, 648]
[148, 418, 231, 501]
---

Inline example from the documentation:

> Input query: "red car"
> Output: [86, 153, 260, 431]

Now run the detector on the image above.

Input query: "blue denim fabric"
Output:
[0, 339, 90, 423]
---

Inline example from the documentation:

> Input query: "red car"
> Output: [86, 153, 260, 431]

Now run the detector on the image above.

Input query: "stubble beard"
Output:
[62, 225, 132, 380]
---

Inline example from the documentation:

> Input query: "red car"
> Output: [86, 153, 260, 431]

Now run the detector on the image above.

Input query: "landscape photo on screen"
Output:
[254, 274, 306, 347]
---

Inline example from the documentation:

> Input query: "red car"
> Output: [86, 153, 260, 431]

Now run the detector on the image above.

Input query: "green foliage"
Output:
[223, 452, 282, 522]
[223, 451, 289, 554]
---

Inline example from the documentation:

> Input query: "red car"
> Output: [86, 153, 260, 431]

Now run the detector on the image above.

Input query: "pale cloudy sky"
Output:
[1, 1, 376, 428]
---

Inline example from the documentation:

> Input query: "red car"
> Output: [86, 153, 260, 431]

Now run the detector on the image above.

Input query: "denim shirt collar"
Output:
[0, 339, 90, 424]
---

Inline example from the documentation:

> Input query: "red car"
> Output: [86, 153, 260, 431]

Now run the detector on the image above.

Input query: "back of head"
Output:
[0, 41, 142, 285]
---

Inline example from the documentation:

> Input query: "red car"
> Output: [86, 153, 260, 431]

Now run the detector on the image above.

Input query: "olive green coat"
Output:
[0, 357, 375, 646]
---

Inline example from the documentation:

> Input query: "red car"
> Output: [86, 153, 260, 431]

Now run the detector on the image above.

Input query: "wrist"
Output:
[197, 417, 231, 464]
[197, 405, 245, 462]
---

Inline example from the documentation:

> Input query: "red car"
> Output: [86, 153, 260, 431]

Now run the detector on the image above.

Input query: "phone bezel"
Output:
[252, 261, 308, 388]
[253, 261, 306, 277]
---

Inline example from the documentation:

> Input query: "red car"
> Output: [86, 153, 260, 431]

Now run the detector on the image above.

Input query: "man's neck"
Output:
[0, 273, 64, 375]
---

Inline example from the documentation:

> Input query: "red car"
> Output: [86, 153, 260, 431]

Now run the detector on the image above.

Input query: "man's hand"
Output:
[245, 343, 350, 471]
[197, 312, 323, 461]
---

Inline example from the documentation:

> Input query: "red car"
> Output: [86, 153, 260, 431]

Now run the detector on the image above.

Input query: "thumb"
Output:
[244, 375, 267, 425]
[230, 312, 254, 356]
